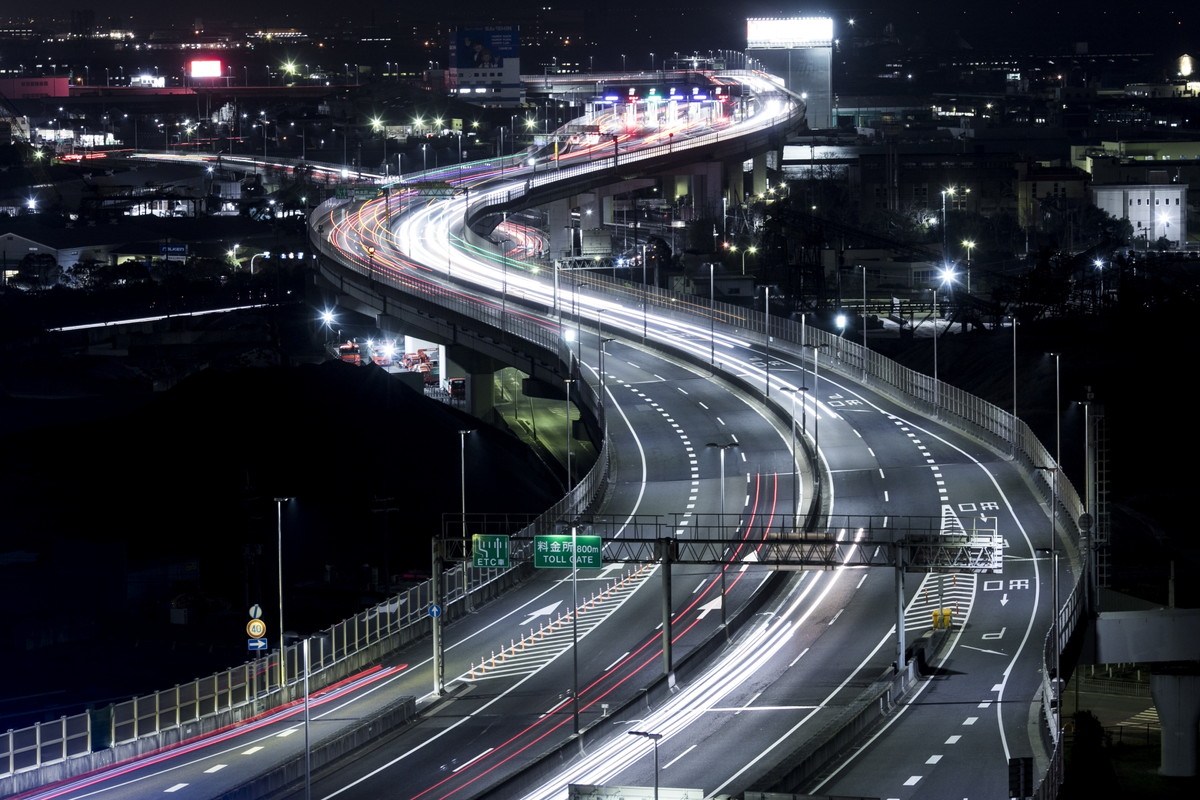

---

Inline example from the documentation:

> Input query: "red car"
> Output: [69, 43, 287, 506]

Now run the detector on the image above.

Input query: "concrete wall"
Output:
[1092, 608, 1200, 664]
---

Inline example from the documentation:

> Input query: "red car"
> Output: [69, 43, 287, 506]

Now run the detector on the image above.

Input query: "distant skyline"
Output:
[4, 3, 1198, 57]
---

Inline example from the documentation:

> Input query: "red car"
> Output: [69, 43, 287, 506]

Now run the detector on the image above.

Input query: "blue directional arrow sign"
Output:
[428, 604, 442, 618]
[248, 638, 268, 651]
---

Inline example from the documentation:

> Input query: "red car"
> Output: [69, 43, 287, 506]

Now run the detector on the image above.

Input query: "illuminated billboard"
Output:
[746, 17, 834, 48]
[190, 60, 223, 78]
[452, 27, 519, 69]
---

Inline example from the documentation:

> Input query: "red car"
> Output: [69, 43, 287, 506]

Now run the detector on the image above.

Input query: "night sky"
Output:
[54, 3, 1200, 56]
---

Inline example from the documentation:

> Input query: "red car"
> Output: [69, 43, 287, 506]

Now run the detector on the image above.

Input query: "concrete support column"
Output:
[1151, 672, 1200, 776]
[752, 152, 768, 196]
[446, 346, 504, 420]
[725, 159, 745, 207]
[547, 198, 574, 259]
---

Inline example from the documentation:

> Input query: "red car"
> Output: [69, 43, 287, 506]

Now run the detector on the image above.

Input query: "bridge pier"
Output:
[1151, 671, 1200, 776]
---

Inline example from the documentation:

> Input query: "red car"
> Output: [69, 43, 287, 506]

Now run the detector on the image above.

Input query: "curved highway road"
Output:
[13, 69, 1062, 800]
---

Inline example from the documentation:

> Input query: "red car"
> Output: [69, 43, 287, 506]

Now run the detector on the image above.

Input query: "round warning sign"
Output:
[246, 618, 267, 638]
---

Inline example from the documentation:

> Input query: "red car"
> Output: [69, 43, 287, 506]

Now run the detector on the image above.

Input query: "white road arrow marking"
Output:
[520, 601, 563, 627]
[696, 597, 724, 620]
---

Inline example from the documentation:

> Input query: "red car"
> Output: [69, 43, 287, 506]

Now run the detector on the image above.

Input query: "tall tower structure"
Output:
[746, 16, 834, 130]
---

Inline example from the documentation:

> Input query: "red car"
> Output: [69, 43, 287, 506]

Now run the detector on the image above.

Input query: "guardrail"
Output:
[3, 81, 1074, 799]
[314, 89, 1079, 796]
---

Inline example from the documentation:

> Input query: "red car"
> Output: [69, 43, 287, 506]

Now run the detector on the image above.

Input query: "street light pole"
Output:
[962, 239, 975, 293]
[641, 244, 649, 343]
[932, 286, 939, 413]
[274, 497, 292, 691]
[628, 731, 662, 800]
[809, 344, 827, 479]
[571, 523, 580, 734]
[860, 264, 868, 357]
[564, 379, 575, 492]
[764, 286, 771, 398]
[709, 261, 716, 367]
[497, 238, 510, 332]
[705, 441, 738, 628]
[459, 430, 473, 546]
[783, 388, 799, 531]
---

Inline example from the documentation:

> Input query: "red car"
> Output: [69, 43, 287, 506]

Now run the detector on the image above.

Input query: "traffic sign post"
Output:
[246, 606, 267, 652]
[534, 534, 602, 569]
[472, 534, 510, 568]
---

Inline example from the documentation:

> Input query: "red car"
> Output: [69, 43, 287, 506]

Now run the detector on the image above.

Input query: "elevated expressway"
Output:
[4, 70, 1084, 800]
[304, 67, 1085, 800]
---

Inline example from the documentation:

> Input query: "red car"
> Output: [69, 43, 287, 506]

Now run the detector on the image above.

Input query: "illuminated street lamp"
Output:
[961, 239, 975, 292]
[940, 187, 967, 266]
[745, 245, 757, 273]
[931, 269, 957, 413]
[250, 251, 272, 274]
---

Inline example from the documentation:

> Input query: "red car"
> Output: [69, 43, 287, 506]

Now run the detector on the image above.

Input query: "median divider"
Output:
[213, 696, 416, 800]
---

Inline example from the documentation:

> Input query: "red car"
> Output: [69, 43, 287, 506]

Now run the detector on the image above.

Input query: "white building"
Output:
[447, 26, 524, 108]
[1091, 183, 1188, 247]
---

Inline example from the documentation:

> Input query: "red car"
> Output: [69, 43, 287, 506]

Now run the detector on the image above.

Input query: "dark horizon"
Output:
[6, 4, 1197, 59]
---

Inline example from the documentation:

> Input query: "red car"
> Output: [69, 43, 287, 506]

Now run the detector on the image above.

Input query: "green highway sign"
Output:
[472, 534, 510, 568]
[533, 534, 602, 569]
[335, 186, 380, 200]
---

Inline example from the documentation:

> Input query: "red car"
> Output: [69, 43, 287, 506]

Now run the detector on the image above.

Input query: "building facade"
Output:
[1092, 183, 1188, 246]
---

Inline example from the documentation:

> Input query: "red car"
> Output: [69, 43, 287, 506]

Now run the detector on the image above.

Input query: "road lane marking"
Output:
[664, 744, 696, 769]
[452, 748, 494, 773]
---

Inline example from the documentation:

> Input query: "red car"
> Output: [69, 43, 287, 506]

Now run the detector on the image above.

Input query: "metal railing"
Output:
[4, 82, 1076, 799]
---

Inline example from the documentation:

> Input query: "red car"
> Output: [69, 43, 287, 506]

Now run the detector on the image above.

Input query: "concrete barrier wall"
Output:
[214, 697, 416, 800]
